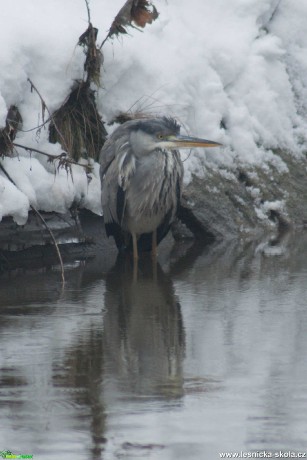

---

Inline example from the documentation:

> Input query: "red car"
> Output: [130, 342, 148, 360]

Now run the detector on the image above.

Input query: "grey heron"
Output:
[99, 117, 221, 259]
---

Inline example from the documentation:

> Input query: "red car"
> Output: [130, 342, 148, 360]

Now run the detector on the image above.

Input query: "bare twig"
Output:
[84, 0, 91, 24]
[12, 142, 92, 173]
[28, 78, 70, 154]
[20, 119, 51, 133]
[267, 0, 282, 26]
[30, 206, 65, 285]
[0, 162, 65, 284]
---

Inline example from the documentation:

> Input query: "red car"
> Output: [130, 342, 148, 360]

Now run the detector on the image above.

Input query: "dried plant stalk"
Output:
[79, 23, 103, 86]
[49, 81, 107, 162]
[0, 105, 22, 157]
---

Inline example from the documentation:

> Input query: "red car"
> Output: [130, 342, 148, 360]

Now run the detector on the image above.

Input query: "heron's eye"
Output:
[157, 134, 164, 140]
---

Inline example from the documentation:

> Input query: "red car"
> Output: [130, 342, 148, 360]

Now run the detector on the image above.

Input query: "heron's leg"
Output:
[133, 261, 138, 282]
[151, 229, 157, 280]
[132, 232, 138, 260]
[152, 229, 157, 258]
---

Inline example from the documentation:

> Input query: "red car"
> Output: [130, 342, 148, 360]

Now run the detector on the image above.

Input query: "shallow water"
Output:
[1, 230, 307, 459]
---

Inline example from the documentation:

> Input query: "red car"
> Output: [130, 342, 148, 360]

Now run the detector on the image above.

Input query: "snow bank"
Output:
[0, 0, 307, 224]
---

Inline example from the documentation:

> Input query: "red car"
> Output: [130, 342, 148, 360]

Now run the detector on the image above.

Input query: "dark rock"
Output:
[174, 149, 307, 242]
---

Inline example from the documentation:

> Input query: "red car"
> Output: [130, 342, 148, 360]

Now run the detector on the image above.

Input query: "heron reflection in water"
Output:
[100, 117, 222, 260]
[103, 256, 186, 398]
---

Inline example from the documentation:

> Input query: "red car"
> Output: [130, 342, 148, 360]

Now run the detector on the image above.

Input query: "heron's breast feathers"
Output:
[126, 150, 183, 219]
[101, 147, 183, 231]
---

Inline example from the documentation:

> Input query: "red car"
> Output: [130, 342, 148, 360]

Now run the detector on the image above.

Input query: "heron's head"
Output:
[128, 117, 222, 156]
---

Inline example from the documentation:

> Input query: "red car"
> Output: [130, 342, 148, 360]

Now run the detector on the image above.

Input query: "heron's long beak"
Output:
[167, 134, 222, 149]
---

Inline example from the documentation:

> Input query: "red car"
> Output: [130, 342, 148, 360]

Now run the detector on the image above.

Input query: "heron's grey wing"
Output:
[99, 128, 136, 246]
[102, 155, 136, 250]
[99, 137, 117, 226]
[99, 136, 116, 178]
[100, 143, 127, 248]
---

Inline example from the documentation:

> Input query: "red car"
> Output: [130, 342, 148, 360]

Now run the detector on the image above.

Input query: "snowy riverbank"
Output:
[1, 0, 307, 238]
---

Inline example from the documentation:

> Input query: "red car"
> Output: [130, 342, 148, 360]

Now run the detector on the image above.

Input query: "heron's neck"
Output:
[130, 131, 156, 157]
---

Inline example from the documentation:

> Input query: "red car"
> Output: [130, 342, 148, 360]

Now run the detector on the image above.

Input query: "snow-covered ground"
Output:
[1, 0, 307, 224]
